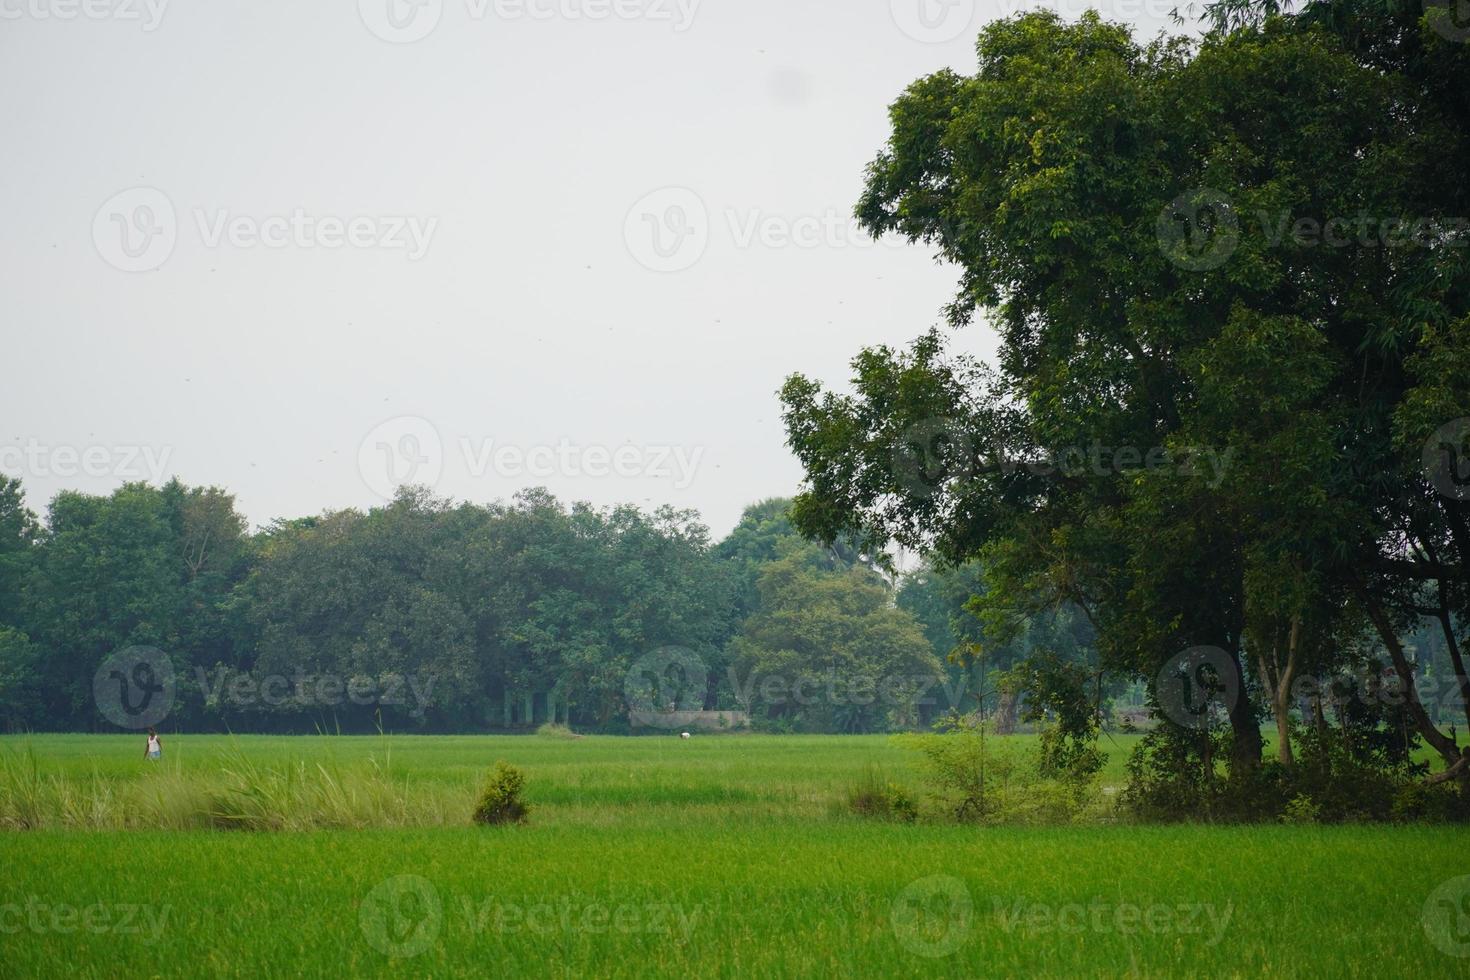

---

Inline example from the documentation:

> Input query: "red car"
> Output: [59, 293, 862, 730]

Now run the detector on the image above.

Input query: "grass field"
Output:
[2, 733, 1469, 977]
[0, 731, 1140, 830]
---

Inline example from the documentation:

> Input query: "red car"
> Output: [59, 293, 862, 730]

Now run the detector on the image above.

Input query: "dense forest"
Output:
[0, 475, 1051, 735]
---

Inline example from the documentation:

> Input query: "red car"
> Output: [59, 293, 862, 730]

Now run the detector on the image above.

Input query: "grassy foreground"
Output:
[2, 734, 1469, 977]
[0, 732, 1140, 830]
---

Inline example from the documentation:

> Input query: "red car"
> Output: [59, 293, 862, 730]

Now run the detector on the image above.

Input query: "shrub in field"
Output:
[845, 766, 917, 822]
[0, 745, 46, 830]
[1390, 781, 1464, 823]
[1118, 714, 1470, 824]
[1118, 723, 1265, 821]
[1281, 794, 1321, 824]
[896, 719, 1102, 825]
[1285, 721, 1439, 823]
[535, 724, 580, 740]
[473, 761, 529, 826]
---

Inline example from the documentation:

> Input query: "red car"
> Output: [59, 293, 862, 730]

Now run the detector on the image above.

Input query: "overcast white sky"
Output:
[0, 0, 1181, 537]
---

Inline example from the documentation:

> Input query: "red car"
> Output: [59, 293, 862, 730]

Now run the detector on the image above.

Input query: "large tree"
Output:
[726, 540, 943, 732]
[781, 5, 1469, 787]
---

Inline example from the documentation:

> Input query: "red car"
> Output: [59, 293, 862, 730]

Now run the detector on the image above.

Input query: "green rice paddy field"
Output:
[1, 733, 1468, 977]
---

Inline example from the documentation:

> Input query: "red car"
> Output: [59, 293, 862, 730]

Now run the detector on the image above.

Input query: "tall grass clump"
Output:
[843, 765, 917, 822]
[535, 723, 582, 740]
[0, 737, 468, 831]
[0, 745, 47, 829]
[207, 742, 452, 830]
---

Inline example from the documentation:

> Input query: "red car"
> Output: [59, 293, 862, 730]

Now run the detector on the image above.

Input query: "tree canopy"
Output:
[781, 1, 1470, 810]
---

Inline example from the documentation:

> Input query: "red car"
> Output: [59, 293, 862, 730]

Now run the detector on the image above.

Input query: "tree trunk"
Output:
[1225, 645, 1263, 773]
[1432, 587, 1470, 733]
[992, 688, 1018, 735]
[1274, 617, 1301, 771]
[1353, 581, 1462, 768]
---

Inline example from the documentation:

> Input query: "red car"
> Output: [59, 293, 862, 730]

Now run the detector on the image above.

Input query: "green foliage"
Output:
[3, 479, 753, 733]
[1119, 710, 1458, 823]
[0, 628, 40, 732]
[1391, 780, 1465, 823]
[535, 723, 580, 740]
[472, 761, 529, 826]
[781, 2, 1470, 799]
[896, 719, 1102, 825]
[0, 477, 37, 632]
[1035, 725, 1105, 787]
[726, 541, 943, 732]
[1119, 724, 1237, 821]
[1281, 794, 1321, 825]
[843, 766, 917, 823]
[1288, 724, 1423, 823]
[0, 476, 958, 735]
[716, 498, 873, 622]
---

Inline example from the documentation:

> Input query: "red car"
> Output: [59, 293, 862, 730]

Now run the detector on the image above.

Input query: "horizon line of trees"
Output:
[1, 475, 1052, 735]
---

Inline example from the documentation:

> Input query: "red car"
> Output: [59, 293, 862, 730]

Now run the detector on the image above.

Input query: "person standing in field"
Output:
[145, 727, 162, 761]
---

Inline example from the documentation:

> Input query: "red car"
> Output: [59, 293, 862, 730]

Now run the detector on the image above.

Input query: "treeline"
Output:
[1, 476, 1058, 734]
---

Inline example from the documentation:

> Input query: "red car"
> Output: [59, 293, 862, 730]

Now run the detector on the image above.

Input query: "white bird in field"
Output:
[680, 732, 691, 739]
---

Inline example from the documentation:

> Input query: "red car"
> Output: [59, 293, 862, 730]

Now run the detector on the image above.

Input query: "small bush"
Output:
[535, 723, 581, 740]
[473, 761, 530, 826]
[1390, 781, 1463, 823]
[1118, 724, 1237, 821]
[845, 767, 917, 822]
[895, 720, 1103, 825]
[1281, 794, 1321, 825]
